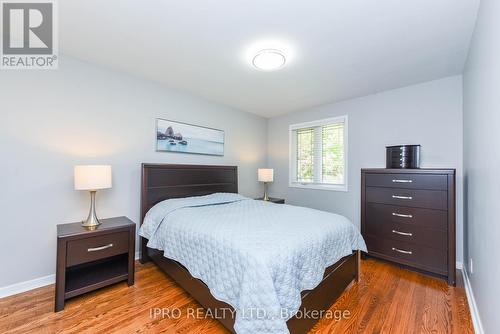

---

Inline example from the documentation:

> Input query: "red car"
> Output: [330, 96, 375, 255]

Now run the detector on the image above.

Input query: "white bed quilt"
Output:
[139, 193, 367, 334]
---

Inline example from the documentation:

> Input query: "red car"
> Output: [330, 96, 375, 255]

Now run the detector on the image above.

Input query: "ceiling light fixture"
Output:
[252, 49, 286, 71]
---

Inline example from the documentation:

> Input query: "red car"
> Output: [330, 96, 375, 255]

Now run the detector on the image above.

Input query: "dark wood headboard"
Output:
[140, 163, 238, 262]
[140, 163, 238, 224]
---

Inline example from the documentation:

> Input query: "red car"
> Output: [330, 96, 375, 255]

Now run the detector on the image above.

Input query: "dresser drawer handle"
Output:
[87, 243, 114, 252]
[392, 247, 412, 255]
[392, 179, 413, 183]
[392, 212, 413, 218]
[392, 230, 413, 236]
[392, 195, 412, 200]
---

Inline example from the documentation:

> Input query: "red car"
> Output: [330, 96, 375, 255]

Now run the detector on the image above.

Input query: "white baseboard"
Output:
[0, 251, 142, 299]
[462, 268, 484, 334]
[0, 274, 55, 299]
[456, 261, 463, 270]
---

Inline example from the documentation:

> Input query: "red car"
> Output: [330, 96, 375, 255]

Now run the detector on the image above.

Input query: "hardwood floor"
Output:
[0, 258, 473, 334]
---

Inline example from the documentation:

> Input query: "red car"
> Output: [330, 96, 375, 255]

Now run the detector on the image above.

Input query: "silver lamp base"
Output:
[263, 182, 270, 201]
[82, 190, 101, 228]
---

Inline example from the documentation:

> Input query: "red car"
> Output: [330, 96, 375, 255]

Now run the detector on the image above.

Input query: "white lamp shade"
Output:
[258, 168, 274, 182]
[74, 165, 112, 190]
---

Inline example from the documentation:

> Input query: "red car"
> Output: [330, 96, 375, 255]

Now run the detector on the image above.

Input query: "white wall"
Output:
[463, 0, 500, 332]
[267, 76, 464, 263]
[0, 56, 267, 287]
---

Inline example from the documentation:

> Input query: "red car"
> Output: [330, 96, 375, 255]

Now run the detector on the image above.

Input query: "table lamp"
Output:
[74, 165, 112, 227]
[258, 168, 274, 201]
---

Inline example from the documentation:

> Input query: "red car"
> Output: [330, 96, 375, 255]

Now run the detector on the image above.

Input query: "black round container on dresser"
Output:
[386, 145, 421, 169]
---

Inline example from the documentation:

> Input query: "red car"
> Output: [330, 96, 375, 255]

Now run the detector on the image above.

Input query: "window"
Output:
[289, 115, 348, 191]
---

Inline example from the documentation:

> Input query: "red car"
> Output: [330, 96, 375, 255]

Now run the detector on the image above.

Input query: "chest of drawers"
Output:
[361, 169, 456, 285]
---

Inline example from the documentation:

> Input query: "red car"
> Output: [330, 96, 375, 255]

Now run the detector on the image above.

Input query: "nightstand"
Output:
[55, 216, 136, 312]
[255, 197, 285, 204]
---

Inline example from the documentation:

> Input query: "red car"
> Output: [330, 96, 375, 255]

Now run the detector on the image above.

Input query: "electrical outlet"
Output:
[469, 258, 474, 274]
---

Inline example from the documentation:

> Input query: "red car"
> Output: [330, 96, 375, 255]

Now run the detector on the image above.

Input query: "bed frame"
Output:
[140, 163, 360, 334]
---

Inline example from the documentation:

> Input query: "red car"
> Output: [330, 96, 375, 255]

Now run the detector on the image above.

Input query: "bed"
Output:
[139, 163, 365, 334]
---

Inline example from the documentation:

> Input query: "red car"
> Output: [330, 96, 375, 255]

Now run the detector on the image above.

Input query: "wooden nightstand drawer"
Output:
[67, 231, 129, 267]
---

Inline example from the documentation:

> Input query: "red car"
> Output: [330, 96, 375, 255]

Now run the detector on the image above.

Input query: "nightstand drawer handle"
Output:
[392, 212, 413, 218]
[392, 229, 413, 236]
[392, 179, 413, 183]
[392, 247, 412, 255]
[392, 195, 412, 200]
[87, 243, 114, 252]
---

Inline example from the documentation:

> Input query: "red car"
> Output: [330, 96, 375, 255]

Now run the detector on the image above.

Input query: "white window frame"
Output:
[289, 115, 348, 192]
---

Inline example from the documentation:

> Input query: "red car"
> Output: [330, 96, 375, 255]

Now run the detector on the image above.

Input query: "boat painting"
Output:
[156, 118, 224, 156]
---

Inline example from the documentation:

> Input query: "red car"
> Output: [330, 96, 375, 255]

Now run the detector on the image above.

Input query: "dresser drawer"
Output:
[365, 203, 447, 230]
[366, 186, 447, 210]
[365, 173, 447, 190]
[66, 231, 129, 267]
[365, 218, 447, 250]
[364, 235, 447, 274]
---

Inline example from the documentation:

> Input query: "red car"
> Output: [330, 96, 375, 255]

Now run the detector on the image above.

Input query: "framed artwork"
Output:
[156, 118, 224, 156]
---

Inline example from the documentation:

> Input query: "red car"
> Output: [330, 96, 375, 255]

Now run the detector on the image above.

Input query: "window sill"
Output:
[288, 182, 348, 192]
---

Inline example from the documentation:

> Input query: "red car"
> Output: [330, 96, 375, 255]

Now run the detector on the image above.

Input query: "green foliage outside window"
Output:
[294, 121, 344, 185]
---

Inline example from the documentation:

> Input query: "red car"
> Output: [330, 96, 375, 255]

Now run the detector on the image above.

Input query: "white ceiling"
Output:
[60, 0, 479, 117]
